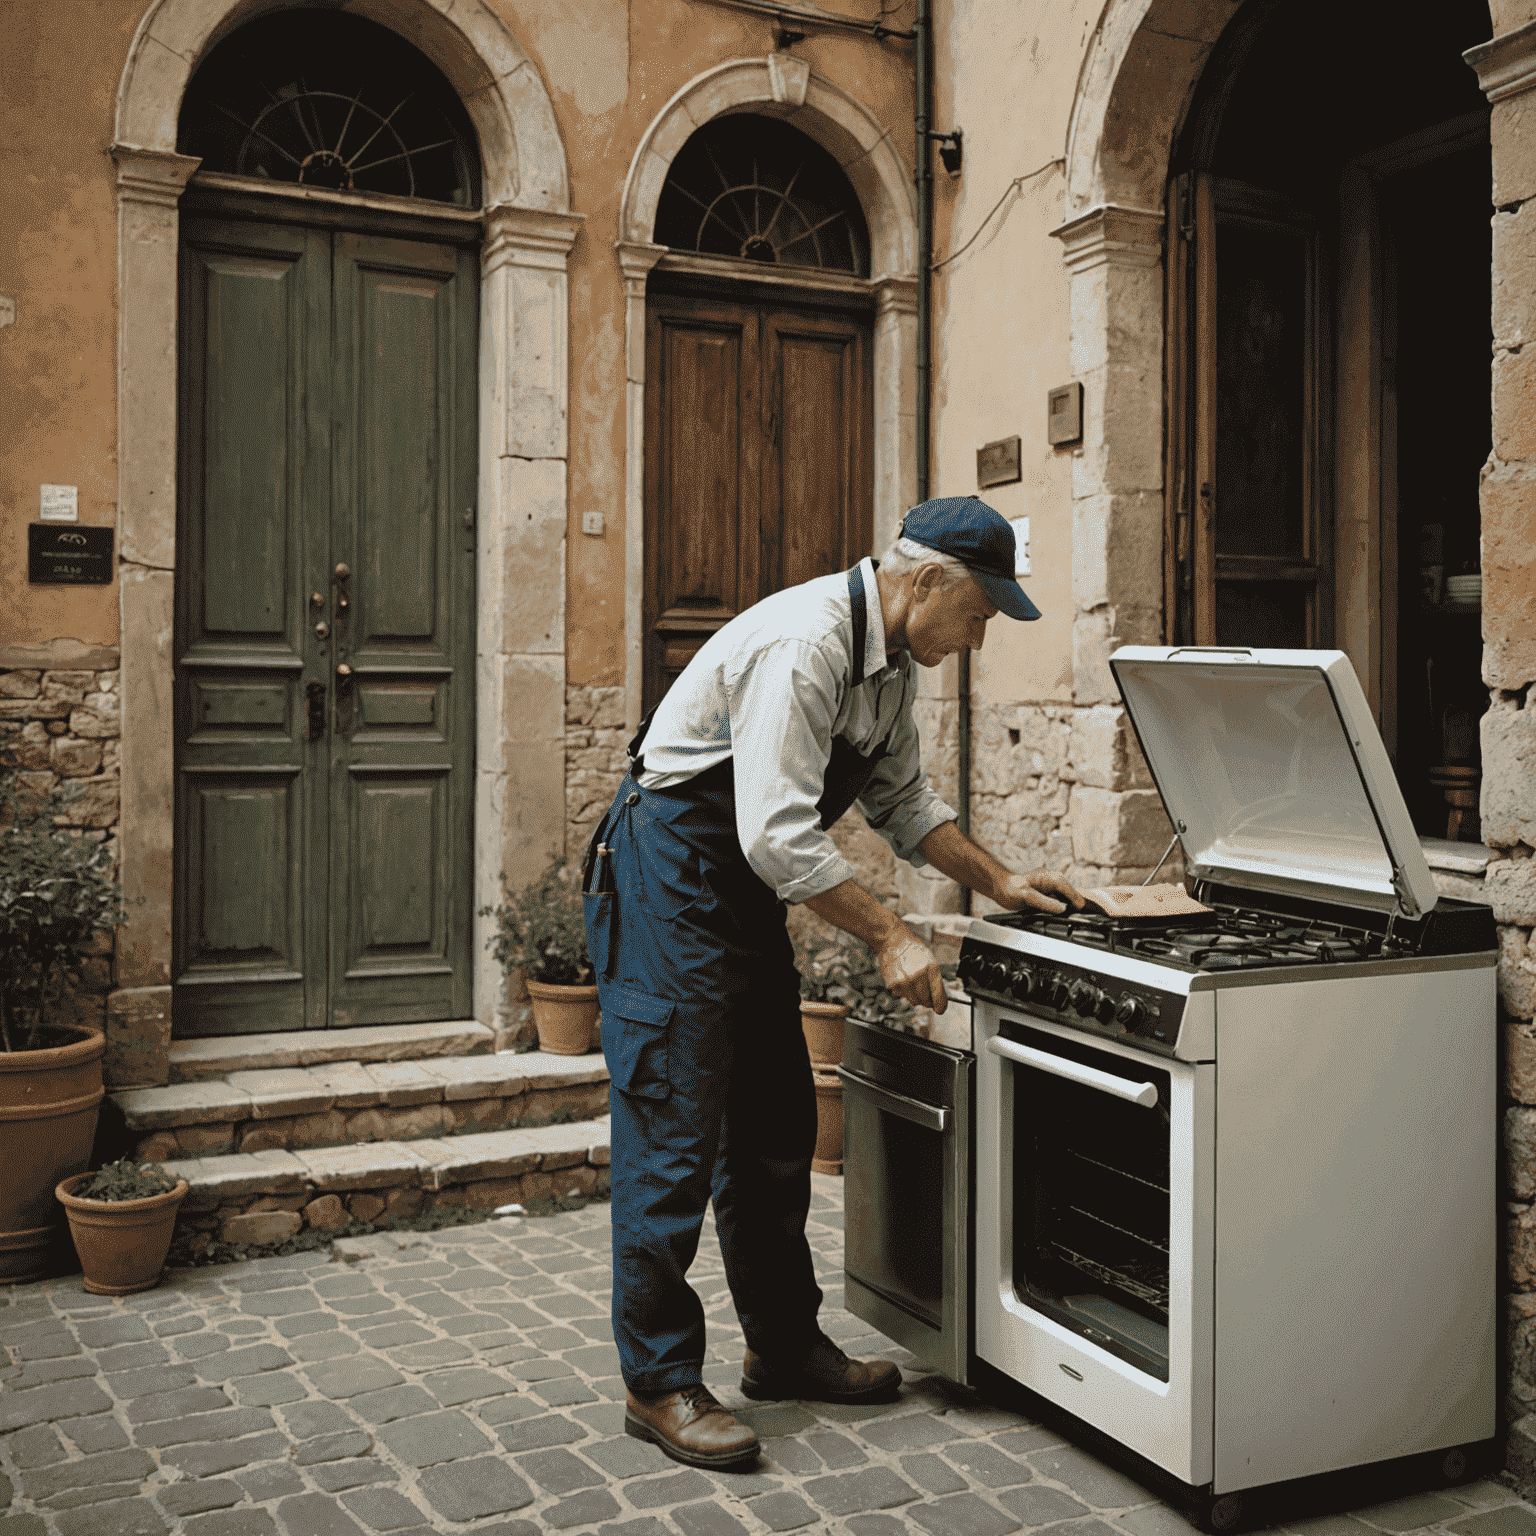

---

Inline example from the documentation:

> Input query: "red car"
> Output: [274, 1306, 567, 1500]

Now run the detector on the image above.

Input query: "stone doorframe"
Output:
[614, 56, 921, 733]
[108, 0, 580, 1081]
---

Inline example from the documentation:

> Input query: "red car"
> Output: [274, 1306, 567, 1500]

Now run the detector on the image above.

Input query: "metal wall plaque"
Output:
[977, 434, 1022, 489]
[1047, 382, 1083, 446]
[28, 524, 114, 585]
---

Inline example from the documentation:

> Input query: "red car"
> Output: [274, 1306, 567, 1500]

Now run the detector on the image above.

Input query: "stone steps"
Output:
[167, 1019, 496, 1081]
[163, 1117, 612, 1254]
[109, 1048, 610, 1163]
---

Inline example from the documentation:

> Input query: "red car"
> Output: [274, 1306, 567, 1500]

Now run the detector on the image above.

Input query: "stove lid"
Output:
[1108, 647, 1438, 919]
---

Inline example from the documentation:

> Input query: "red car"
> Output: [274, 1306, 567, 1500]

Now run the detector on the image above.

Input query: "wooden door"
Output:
[642, 291, 871, 710]
[1166, 174, 1331, 649]
[175, 214, 477, 1034]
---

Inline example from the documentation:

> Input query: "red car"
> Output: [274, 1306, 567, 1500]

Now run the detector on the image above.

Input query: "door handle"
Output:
[986, 1036, 1158, 1107]
[836, 1065, 947, 1132]
[305, 679, 326, 740]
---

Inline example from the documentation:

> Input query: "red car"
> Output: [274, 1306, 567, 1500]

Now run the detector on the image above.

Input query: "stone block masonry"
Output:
[0, 655, 122, 1038]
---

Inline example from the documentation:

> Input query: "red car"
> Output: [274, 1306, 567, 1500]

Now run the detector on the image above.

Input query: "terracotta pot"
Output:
[801, 1000, 851, 1067]
[0, 1024, 106, 1284]
[811, 1068, 843, 1176]
[56, 1173, 189, 1296]
[526, 980, 601, 1055]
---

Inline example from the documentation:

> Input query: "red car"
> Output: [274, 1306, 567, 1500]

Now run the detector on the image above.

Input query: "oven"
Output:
[839, 1018, 972, 1385]
[841, 646, 1499, 1531]
[976, 994, 1216, 1488]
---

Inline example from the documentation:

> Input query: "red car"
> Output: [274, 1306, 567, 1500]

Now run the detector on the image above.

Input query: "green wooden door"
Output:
[175, 214, 477, 1034]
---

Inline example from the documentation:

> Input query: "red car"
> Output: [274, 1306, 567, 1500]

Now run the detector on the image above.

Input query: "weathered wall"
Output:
[1467, 16, 1536, 1482]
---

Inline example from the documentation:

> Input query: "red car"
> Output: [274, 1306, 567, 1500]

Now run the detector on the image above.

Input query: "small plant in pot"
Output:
[0, 768, 124, 1283]
[56, 1159, 189, 1295]
[482, 859, 598, 1055]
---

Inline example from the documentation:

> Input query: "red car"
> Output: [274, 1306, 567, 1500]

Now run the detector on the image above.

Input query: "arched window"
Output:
[178, 9, 481, 207]
[654, 116, 869, 276]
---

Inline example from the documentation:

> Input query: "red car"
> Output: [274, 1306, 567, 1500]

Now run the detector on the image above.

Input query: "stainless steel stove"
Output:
[841, 647, 1499, 1531]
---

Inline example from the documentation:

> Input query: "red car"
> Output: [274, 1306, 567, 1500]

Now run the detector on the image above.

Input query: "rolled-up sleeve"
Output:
[728, 641, 857, 902]
[856, 684, 958, 866]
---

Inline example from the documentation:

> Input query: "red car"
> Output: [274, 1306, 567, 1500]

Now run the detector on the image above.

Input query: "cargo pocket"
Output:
[599, 983, 673, 1100]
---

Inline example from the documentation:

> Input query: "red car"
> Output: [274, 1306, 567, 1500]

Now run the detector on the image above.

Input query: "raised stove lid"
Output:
[1108, 646, 1438, 918]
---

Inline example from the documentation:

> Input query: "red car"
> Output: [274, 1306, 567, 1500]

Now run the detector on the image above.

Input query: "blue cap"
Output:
[899, 497, 1041, 621]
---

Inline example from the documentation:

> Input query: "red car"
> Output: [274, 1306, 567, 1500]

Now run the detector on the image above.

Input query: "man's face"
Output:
[906, 569, 997, 668]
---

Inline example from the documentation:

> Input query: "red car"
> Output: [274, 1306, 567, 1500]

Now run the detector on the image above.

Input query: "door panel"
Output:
[643, 291, 872, 713]
[175, 216, 476, 1035]
[328, 233, 476, 1028]
[176, 220, 329, 1033]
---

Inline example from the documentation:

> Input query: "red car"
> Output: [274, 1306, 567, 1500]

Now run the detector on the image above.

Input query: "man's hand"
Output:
[875, 930, 948, 1015]
[994, 868, 1086, 916]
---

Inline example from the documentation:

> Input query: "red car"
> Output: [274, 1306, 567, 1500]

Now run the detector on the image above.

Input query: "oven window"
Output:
[1006, 1023, 1173, 1381]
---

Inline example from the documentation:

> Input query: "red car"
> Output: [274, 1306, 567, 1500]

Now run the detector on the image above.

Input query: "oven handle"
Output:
[985, 1037, 1159, 1108]
[835, 1066, 948, 1132]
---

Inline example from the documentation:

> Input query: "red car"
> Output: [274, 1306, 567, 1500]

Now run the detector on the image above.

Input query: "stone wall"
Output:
[969, 699, 1180, 914]
[0, 654, 122, 1034]
[1466, 17, 1536, 1488]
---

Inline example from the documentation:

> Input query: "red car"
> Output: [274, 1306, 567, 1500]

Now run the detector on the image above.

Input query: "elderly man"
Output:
[582, 496, 1083, 1471]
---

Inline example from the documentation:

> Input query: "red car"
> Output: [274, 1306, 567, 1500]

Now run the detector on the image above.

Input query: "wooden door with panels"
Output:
[174, 202, 478, 1035]
[642, 287, 873, 711]
[1165, 173, 1332, 650]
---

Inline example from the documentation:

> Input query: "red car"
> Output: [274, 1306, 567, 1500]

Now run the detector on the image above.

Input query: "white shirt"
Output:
[638, 557, 958, 902]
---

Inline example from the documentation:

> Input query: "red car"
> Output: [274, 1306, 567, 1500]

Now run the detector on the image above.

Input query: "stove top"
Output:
[989, 903, 1417, 972]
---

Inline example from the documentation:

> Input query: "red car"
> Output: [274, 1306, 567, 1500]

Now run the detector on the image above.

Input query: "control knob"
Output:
[1046, 975, 1071, 1011]
[1007, 961, 1034, 1000]
[1113, 995, 1150, 1035]
[986, 957, 1012, 990]
[1068, 980, 1100, 1017]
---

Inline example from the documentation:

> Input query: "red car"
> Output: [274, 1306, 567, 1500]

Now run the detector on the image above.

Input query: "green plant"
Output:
[480, 858, 593, 986]
[71, 1159, 179, 1202]
[0, 769, 125, 1052]
[793, 929, 920, 1028]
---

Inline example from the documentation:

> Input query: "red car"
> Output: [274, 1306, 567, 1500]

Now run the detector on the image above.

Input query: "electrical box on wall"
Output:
[1047, 383, 1083, 447]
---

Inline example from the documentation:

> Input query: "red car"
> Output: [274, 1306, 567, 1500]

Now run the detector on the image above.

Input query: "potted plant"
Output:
[56, 1159, 189, 1295]
[482, 859, 598, 1055]
[0, 769, 123, 1283]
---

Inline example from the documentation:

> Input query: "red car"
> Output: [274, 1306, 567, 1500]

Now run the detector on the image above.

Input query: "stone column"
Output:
[475, 204, 585, 1032]
[1465, 19, 1536, 1478]
[615, 240, 667, 734]
[106, 145, 200, 1087]
[1049, 205, 1174, 885]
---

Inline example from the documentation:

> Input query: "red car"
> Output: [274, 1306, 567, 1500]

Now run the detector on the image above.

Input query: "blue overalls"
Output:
[583, 565, 886, 1394]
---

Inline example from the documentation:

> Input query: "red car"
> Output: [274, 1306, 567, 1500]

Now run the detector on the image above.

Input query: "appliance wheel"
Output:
[1199, 1494, 1244, 1533]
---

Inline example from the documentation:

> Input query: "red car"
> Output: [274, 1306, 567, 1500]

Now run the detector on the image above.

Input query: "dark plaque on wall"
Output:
[976, 435, 1022, 489]
[28, 524, 114, 585]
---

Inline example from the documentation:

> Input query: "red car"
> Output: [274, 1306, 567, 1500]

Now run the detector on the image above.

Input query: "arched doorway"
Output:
[642, 113, 875, 707]
[172, 10, 482, 1034]
[1162, 0, 1492, 839]
[616, 58, 919, 732]
[110, 0, 577, 1047]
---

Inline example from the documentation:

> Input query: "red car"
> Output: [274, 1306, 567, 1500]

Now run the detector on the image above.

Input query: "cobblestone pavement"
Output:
[2, 1176, 1533, 1536]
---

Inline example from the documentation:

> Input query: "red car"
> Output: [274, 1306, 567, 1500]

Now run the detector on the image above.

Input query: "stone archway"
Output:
[614, 57, 920, 730]
[108, 0, 580, 1075]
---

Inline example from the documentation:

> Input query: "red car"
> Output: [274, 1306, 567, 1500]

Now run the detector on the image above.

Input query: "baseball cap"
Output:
[898, 496, 1041, 621]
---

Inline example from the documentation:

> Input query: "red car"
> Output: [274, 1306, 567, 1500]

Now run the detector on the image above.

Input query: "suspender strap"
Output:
[848, 563, 868, 690]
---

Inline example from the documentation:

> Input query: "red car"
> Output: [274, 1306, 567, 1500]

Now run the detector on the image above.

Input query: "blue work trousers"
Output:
[583, 764, 823, 1394]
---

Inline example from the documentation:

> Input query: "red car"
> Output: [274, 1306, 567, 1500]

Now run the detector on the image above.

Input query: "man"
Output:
[582, 497, 1084, 1471]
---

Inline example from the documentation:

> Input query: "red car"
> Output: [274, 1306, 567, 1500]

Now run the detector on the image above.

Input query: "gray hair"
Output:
[878, 536, 972, 591]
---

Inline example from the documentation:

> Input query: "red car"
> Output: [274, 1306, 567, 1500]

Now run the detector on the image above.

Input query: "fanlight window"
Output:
[654, 116, 870, 276]
[178, 9, 480, 208]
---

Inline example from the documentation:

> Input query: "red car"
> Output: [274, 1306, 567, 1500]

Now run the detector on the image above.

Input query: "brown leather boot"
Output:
[740, 1335, 901, 1404]
[624, 1383, 761, 1470]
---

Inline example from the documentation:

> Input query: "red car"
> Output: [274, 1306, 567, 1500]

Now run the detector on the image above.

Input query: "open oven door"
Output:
[839, 1017, 973, 1385]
